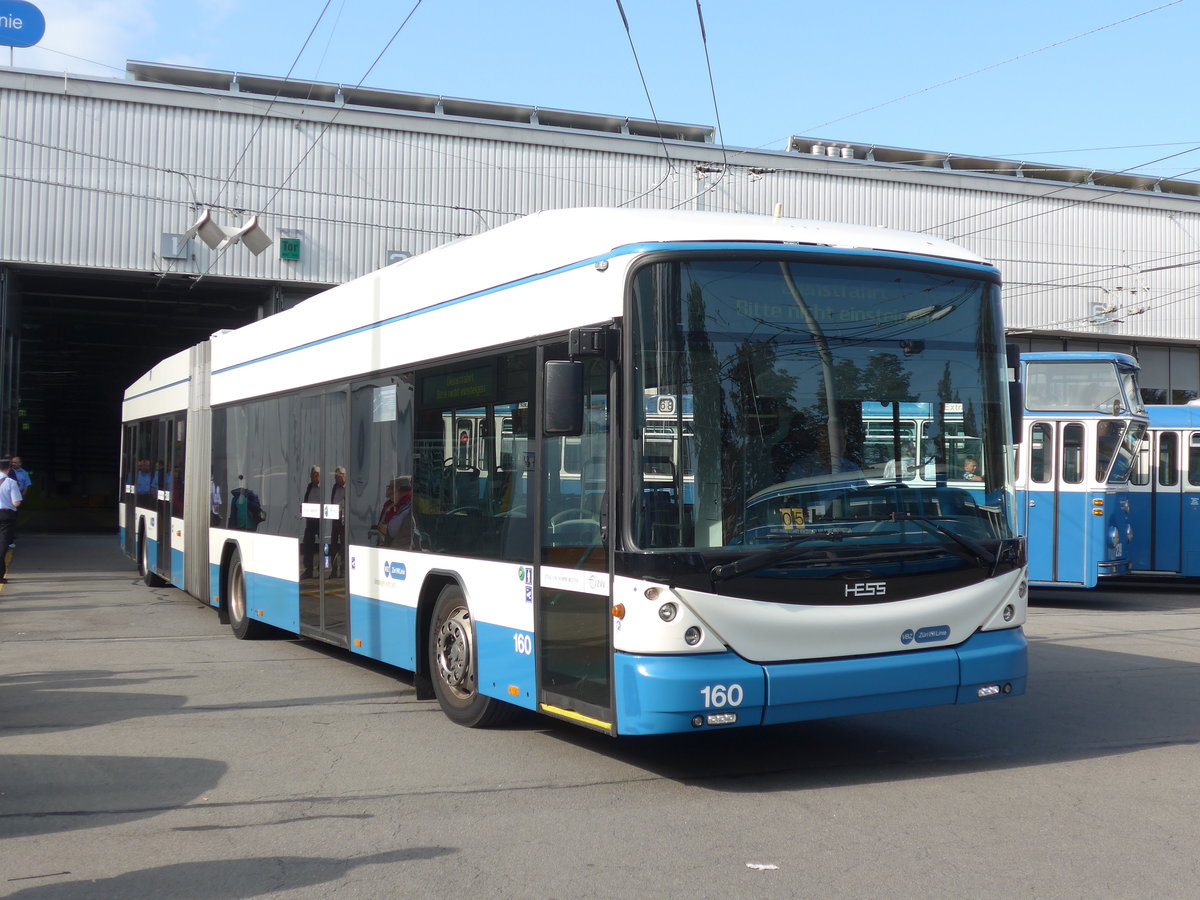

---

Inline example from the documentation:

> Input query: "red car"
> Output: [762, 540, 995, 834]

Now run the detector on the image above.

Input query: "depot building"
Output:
[3, 60, 1199, 509]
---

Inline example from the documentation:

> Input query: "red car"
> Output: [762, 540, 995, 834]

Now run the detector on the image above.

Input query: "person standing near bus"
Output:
[0, 459, 24, 583]
[4, 455, 31, 548]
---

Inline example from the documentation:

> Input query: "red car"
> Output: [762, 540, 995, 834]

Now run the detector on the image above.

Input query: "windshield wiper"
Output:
[710, 529, 899, 583]
[889, 512, 997, 572]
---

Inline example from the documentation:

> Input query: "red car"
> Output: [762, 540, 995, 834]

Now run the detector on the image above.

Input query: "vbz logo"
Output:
[845, 581, 886, 598]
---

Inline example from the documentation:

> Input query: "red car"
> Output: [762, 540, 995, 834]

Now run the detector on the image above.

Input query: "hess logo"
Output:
[844, 581, 886, 598]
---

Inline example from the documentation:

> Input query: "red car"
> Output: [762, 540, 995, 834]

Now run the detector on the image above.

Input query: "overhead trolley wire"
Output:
[213, 0, 337, 209]
[671, 0, 731, 210]
[190, 1, 426, 285]
[801, 1, 1185, 135]
[613, 0, 676, 174]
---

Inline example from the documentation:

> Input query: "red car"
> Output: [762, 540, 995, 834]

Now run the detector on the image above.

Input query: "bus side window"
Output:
[1159, 432, 1179, 487]
[1190, 433, 1200, 486]
[1061, 423, 1084, 485]
[1030, 423, 1052, 483]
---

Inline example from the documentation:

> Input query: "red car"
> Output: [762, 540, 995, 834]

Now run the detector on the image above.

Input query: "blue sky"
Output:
[8, 0, 1199, 177]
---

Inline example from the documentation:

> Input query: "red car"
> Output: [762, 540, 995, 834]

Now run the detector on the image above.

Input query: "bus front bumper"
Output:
[612, 627, 1027, 736]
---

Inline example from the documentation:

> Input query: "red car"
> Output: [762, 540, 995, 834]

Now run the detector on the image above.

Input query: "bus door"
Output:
[1025, 420, 1088, 584]
[537, 349, 614, 732]
[298, 391, 349, 646]
[1150, 429, 1182, 573]
[157, 413, 185, 583]
[154, 417, 175, 581]
[1127, 435, 1153, 571]
[1184, 432, 1200, 576]
[122, 423, 137, 558]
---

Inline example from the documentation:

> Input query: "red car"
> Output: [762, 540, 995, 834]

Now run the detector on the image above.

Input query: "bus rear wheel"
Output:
[228, 551, 268, 640]
[139, 526, 167, 587]
[429, 585, 514, 728]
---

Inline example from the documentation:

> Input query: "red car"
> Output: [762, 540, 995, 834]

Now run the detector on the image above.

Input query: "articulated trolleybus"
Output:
[121, 208, 1027, 736]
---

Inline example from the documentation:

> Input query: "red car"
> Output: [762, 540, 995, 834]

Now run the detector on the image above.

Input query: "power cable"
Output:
[213, 0, 336, 208]
[802, 1, 1184, 135]
[671, 0, 730, 210]
[613, 0, 676, 174]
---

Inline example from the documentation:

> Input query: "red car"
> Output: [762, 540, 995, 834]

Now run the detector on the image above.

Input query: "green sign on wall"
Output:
[279, 238, 301, 261]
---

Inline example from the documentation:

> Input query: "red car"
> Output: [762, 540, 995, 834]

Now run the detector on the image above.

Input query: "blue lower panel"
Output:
[348, 595, 417, 671]
[475, 622, 537, 710]
[207, 563, 221, 607]
[170, 547, 185, 588]
[243, 572, 299, 632]
[614, 627, 1027, 736]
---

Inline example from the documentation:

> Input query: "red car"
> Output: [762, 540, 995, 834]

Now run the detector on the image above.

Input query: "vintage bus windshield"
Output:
[630, 256, 1015, 559]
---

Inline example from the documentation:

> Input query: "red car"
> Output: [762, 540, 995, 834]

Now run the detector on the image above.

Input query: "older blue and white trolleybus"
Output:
[1016, 352, 1146, 588]
[121, 208, 1027, 735]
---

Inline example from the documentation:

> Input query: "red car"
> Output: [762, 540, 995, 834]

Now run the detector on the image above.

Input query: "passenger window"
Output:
[1190, 434, 1200, 486]
[412, 350, 535, 561]
[1062, 423, 1084, 485]
[1030, 423, 1052, 484]
[1159, 432, 1179, 487]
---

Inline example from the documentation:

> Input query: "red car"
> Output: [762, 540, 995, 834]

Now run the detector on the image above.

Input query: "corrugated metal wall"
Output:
[4, 66, 1200, 343]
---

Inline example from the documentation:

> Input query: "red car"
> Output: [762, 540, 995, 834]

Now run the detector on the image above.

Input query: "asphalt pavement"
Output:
[2, 533, 1199, 899]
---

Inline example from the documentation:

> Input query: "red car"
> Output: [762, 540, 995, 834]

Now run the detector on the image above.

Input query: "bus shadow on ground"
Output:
[0, 754, 228, 840]
[1031, 581, 1200, 612]
[540, 638, 1200, 789]
[1, 849, 455, 898]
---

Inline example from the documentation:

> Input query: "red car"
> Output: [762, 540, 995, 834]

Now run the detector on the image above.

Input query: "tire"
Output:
[428, 585, 515, 727]
[227, 551, 268, 640]
[139, 526, 167, 587]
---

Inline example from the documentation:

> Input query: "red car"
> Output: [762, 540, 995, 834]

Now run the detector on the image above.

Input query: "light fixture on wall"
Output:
[178, 209, 273, 255]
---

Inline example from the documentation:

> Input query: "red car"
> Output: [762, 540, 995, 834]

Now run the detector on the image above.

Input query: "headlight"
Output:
[1108, 525, 1120, 549]
[1126, 523, 1134, 543]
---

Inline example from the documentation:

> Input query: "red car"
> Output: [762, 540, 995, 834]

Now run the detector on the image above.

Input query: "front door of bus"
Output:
[537, 353, 614, 732]
[298, 391, 349, 646]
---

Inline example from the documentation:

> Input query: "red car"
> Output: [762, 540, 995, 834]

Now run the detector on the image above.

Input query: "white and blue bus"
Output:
[121, 207, 1027, 735]
[1128, 402, 1200, 576]
[1016, 352, 1146, 587]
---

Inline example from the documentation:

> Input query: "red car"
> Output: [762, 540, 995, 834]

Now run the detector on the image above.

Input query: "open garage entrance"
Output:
[0, 265, 324, 531]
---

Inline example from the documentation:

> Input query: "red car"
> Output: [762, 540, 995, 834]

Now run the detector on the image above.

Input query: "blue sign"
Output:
[1, 1, 45, 48]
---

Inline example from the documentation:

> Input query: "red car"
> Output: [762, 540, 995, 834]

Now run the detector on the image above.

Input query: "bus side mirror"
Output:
[544, 360, 584, 436]
[1009, 382, 1023, 445]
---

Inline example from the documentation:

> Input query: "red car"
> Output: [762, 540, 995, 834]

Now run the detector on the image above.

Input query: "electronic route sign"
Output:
[1, 1, 46, 48]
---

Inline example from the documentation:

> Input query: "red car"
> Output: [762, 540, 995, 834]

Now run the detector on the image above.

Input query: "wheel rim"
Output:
[230, 560, 246, 623]
[435, 605, 475, 701]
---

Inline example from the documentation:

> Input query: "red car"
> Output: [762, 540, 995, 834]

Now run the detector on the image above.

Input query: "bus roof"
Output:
[1021, 351, 1140, 369]
[1146, 403, 1200, 428]
[206, 207, 996, 403]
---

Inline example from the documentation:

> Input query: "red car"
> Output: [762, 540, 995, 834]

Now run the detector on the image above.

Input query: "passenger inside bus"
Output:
[962, 456, 981, 481]
[374, 476, 414, 548]
[883, 442, 917, 479]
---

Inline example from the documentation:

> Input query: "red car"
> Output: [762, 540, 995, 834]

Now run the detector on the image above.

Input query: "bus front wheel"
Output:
[428, 585, 514, 728]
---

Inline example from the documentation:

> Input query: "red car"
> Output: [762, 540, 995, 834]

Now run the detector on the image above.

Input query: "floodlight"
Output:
[234, 216, 273, 255]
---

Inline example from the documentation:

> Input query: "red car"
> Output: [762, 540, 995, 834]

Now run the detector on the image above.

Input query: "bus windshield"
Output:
[629, 255, 1016, 561]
